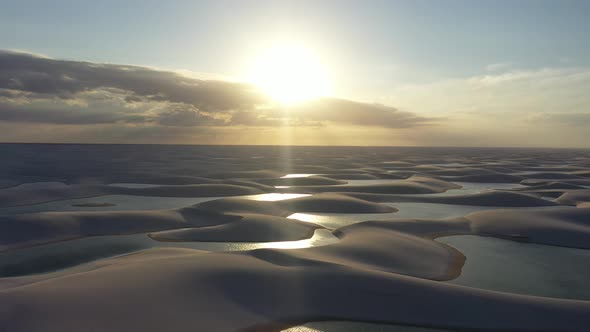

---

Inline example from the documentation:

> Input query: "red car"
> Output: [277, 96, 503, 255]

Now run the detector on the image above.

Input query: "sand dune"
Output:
[208, 169, 286, 179]
[317, 171, 411, 180]
[256, 176, 347, 186]
[149, 213, 320, 242]
[0, 183, 266, 208]
[249, 221, 464, 280]
[467, 207, 590, 249]
[572, 170, 590, 177]
[1, 248, 590, 332]
[0, 180, 20, 189]
[71, 202, 116, 207]
[0, 192, 397, 250]
[523, 172, 586, 180]
[556, 189, 590, 206]
[112, 183, 266, 197]
[2, 145, 590, 331]
[106, 175, 221, 185]
[348, 205, 590, 250]
[276, 193, 397, 213]
[339, 218, 471, 239]
[223, 179, 276, 191]
[281, 176, 460, 194]
[522, 178, 590, 186]
[0, 183, 108, 207]
[516, 181, 586, 190]
[443, 173, 525, 183]
[0, 208, 240, 251]
[193, 197, 290, 216]
[192, 193, 398, 215]
[422, 167, 498, 176]
[342, 190, 558, 207]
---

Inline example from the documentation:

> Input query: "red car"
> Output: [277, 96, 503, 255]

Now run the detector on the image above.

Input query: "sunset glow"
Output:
[248, 43, 332, 105]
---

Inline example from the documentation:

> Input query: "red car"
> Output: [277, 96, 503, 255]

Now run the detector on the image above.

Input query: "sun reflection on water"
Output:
[260, 229, 337, 249]
[281, 174, 318, 178]
[245, 193, 310, 201]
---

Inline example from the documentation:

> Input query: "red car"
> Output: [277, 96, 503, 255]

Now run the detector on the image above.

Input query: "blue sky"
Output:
[0, 0, 589, 146]
[2, 0, 588, 83]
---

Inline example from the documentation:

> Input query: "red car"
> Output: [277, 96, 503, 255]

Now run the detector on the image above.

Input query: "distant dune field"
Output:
[1, 144, 590, 332]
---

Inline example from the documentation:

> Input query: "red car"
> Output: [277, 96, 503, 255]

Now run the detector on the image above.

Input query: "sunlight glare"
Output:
[248, 43, 332, 105]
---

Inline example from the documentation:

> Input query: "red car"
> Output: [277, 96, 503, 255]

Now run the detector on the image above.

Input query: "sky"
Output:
[0, 0, 589, 147]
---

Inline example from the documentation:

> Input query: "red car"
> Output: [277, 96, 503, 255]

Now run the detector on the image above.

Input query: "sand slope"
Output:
[0, 209, 239, 251]
[281, 176, 460, 195]
[467, 207, 590, 249]
[250, 222, 464, 280]
[277, 193, 397, 213]
[556, 189, 590, 206]
[1, 248, 590, 332]
[2, 145, 590, 331]
[0, 183, 266, 208]
[149, 213, 320, 242]
[342, 190, 558, 207]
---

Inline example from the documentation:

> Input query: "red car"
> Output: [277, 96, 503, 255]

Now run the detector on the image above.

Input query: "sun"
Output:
[248, 43, 332, 105]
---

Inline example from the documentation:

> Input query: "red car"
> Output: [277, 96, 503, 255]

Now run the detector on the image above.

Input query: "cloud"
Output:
[285, 98, 434, 128]
[156, 107, 225, 127]
[0, 49, 264, 109]
[0, 104, 146, 125]
[386, 66, 590, 118]
[0, 50, 432, 131]
[375, 66, 590, 148]
[2, 50, 589, 147]
[528, 112, 590, 127]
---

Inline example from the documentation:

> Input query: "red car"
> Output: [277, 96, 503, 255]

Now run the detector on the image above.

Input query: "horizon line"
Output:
[0, 142, 588, 151]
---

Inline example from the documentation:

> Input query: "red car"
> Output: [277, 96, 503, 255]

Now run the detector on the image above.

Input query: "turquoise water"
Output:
[438, 235, 590, 300]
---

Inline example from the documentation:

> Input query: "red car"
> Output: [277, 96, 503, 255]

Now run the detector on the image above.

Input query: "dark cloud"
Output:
[0, 50, 434, 129]
[157, 108, 225, 127]
[289, 98, 434, 128]
[0, 103, 148, 125]
[228, 110, 284, 127]
[0, 50, 264, 109]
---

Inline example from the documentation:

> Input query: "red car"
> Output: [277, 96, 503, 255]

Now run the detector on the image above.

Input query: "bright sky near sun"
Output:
[0, 0, 589, 147]
[247, 42, 332, 104]
[2, 0, 588, 101]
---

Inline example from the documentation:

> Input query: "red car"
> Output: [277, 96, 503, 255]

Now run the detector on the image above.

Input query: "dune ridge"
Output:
[2, 145, 590, 331]
[1, 247, 590, 332]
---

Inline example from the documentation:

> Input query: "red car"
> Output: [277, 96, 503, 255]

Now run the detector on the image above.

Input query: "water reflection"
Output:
[0, 229, 337, 277]
[281, 174, 318, 178]
[245, 193, 310, 201]
[289, 212, 398, 229]
[0, 193, 310, 215]
[289, 203, 501, 229]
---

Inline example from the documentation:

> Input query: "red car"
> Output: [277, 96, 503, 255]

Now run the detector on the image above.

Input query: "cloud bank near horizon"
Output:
[0, 50, 588, 147]
[0, 50, 432, 131]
